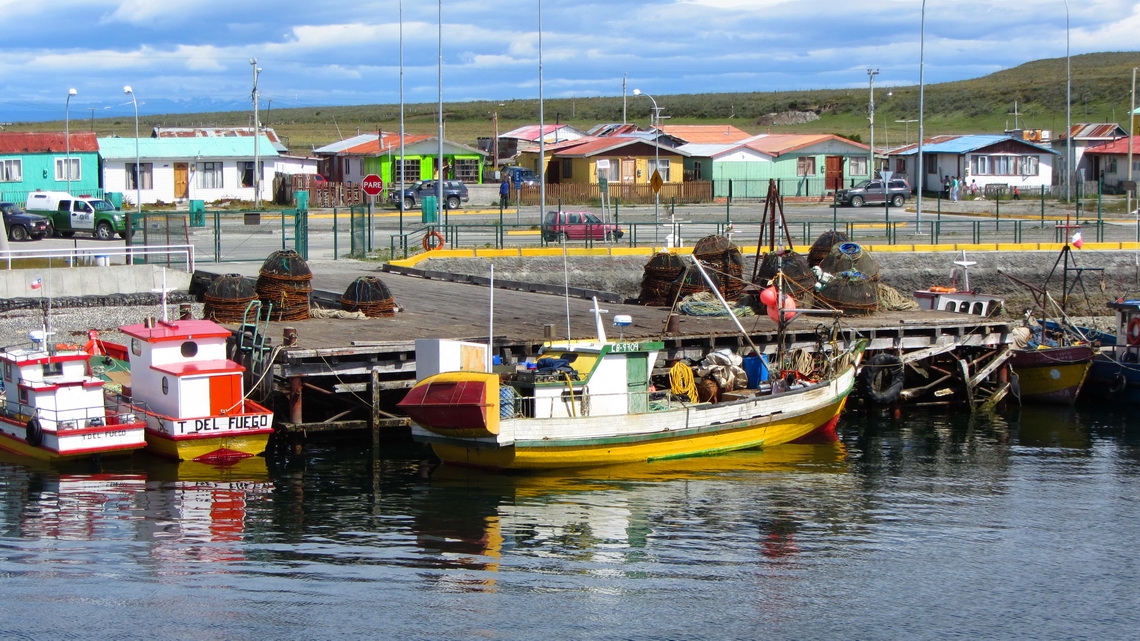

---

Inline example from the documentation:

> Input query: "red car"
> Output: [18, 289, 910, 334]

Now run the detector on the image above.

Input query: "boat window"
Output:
[943, 302, 957, 312]
[3, 362, 9, 381]
[161, 377, 169, 395]
[43, 362, 63, 377]
[18, 388, 27, 404]
[180, 341, 198, 358]
[131, 338, 142, 356]
[972, 302, 984, 315]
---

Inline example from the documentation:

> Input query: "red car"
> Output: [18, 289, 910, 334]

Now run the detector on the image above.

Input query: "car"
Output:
[388, 180, 470, 210]
[541, 211, 624, 242]
[502, 167, 540, 188]
[835, 178, 912, 207]
[0, 202, 53, 241]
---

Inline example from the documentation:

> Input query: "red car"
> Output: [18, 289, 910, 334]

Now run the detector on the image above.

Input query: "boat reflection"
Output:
[408, 442, 850, 591]
[1011, 405, 1091, 450]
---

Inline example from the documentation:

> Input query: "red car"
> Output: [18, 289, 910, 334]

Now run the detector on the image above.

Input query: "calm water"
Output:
[1, 405, 1137, 641]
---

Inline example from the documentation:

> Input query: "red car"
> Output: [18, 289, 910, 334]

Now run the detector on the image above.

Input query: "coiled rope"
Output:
[670, 361, 699, 403]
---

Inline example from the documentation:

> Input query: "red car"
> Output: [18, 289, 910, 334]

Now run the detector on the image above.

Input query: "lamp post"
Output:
[1064, 0, 1072, 202]
[867, 69, 879, 178]
[633, 88, 661, 244]
[65, 88, 77, 194]
[917, 0, 926, 231]
[124, 86, 140, 247]
[250, 59, 262, 208]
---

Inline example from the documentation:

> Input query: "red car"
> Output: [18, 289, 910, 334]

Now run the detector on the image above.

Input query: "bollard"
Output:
[543, 324, 554, 340]
[283, 327, 299, 347]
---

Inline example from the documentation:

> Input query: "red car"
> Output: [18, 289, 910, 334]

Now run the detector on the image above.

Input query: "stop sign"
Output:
[361, 174, 384, 196]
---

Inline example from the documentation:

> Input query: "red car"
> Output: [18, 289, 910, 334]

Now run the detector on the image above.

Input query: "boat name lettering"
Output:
[178, 414, 270, 434]
[611, 342, 642, 352]
[82, 430, 126, 440]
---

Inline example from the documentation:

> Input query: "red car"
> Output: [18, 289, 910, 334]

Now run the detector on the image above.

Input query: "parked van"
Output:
[24, 191, 130, 240]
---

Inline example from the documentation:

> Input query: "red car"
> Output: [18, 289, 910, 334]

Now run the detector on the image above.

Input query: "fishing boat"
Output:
[0, 331, 146, 461]
[1083, 297, 1140, 402]
[399, 302, 864, 471]
[105, 318, 274, 461]
[913, 251, 1004, 317]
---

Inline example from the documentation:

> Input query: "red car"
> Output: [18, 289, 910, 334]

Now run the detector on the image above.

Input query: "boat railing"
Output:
[0, 400, 137, 431]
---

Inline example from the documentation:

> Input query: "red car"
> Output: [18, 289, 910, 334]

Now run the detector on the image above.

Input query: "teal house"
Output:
[0, 132, 103, 201]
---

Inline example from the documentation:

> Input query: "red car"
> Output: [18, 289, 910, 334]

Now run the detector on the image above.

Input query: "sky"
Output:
[1, 0, 1138, 124]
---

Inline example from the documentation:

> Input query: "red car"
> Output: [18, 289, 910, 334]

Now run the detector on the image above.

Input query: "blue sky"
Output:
[0, 0, 1136, 123]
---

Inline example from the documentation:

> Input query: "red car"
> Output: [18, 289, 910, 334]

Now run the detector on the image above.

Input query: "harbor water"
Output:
[1, 404, 1137, 640]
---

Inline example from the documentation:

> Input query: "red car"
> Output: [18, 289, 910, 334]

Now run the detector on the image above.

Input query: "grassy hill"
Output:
[11, 51, 1140, 152]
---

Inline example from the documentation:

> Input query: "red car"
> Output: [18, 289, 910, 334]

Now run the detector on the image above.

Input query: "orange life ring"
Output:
[929, 286, 958, 293]
[1127, 317, 1140, 346]
[422, 231, 445, 252]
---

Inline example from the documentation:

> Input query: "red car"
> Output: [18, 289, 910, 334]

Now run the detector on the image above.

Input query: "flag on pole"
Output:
[1070, 231, 1084, 249]
[29, 278, 42, 290]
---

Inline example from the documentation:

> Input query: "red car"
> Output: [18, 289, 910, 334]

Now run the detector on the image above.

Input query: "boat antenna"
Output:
[590, 296, 608, 343]
[561, 235, 572, 348]
[488, 263, 495, 371]
[690, 255, 760, 354]
[953, 250, 976, 293]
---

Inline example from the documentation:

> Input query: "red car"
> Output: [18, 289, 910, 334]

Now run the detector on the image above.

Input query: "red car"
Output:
[541, 211, 623, 241]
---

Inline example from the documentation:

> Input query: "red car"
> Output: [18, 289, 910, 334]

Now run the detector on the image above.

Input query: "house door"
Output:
[825, 156, 844, 191]
[174, 163, 189, 199]
[621, 159, 636, 184]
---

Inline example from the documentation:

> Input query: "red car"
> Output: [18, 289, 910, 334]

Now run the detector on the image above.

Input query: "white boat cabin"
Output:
[0, 338, 108, 430]
[119, 319, 246, 419]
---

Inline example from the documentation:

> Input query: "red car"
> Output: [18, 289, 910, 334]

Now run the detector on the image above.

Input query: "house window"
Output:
[0, 159, 21, 182]
[797, 157, 817, 176]
[849, 156, 868, 176]
[648, 158, 670, 182]
[561, 160, 573, 180]
[971, 155, 1039, 177]
[692, 160, 703, 179]
[197, 162, 223, 189]
[394, 158, 420, 184]
[924, 154, 938, 175]
[1105, 158, 1118, 174]
[240, 161, 264, 188]
[1020, 156, 1039, 176]
[126, 163, 153, 190]
[55, 157, 80, 182]
[600, 158, 620, 182]
[453, 158, 480, 182]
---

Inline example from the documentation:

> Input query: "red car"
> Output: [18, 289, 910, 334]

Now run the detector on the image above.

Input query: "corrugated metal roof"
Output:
[892, 134, 1057, 156]
[588, 123, 644, 137]
[314, 133, 378, 154]
[97, 136, 279, 159]
[500, 124, 581, 141]
[341, 133, 432, 154]
[153, 127, 287, 151]
[1083, 136, 1140, 155]
[741, 134, 864, 156]
[531, 135, 688, 158]
[660, 125, 752, 144]
[1057, 123, 1126, 141]
[0, 132, 99, 154]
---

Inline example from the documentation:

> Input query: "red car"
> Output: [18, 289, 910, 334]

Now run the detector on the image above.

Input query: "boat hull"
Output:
[414, 366, 857, 471]
[134, 403, 274, 461]
[1085, 356, 1140, 403]
[0, 416, 146, 462]
[1010, 345, 1094, 404]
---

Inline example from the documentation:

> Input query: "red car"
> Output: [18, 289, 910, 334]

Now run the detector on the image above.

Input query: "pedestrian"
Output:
[970, 179, 978, 196]
[951, 176, 960, 202]
[1013, 186, 1021, 200]
[942, 175, 950, 198]
[499, 178, 510, 208]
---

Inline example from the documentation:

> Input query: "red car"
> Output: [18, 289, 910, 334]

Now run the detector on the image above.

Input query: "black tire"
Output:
[9, 225, 28, 242]
[851, 195, 865, 208]
[446, 196, 460, 210]
[26, 419, 43, 447]
[557, 232, 568, 243]
[542, 231, 555, 242]
[60, 230, 75, 238]
[45, 224, 55, 238]
[891, 194, 905, 207]
[95, 222, 115, 241]
[403, 197, 415, 210]
[615, 229, 625, 239]
[861, 353, 904, 404]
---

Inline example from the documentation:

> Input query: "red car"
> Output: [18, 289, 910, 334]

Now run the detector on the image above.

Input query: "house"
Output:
[659, 125, 753, 144]
[1079, 136, 1140, 191]
[1053, 123, 1127, 183]
[517, 135, 686, 187]
[887, 134, 1059, 194]
[487, 124, 587, 164]
[0, 132, 102, 201]
[97, 136, 279, 205]
[313, 132, 487, 185]
[678, 133, 870, 199]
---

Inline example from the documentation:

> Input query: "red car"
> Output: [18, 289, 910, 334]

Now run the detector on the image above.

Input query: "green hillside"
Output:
[12, 51, 1140, 151]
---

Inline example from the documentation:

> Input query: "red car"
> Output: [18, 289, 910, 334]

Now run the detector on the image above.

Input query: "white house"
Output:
[887, 134, 1059, 194]
[98, 136, 278, 205]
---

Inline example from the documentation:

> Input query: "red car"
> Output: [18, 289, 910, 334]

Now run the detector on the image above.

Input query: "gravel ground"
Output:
[0, 300, 205, 350]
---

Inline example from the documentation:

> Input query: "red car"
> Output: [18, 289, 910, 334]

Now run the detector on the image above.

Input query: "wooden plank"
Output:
[968, 347, 1013, 388]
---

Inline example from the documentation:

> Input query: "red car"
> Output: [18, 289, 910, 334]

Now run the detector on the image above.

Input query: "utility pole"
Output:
[868, 68, 879, 178]
[250, 59, 262, 208]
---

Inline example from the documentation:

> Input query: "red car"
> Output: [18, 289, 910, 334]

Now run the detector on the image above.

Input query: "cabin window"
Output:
[55, 157, 81, 182]
[239, 161, 264, 188]
[797, 157, 817, 176]
[3, 362, 10, 381]
[453, 158, 480, 182]
[648, 158, 670, 182]
[0, 159, 21, 182]
[197, 162, 223, 189]
[43, 362, 63, 377]
[131, 338, 142, 356]
[394, 158, 420, 184]
[561, 160, 573, 180]
[126, 163, 154, 190]
[180, 341, 198, 358]
[161, 377, 169, 395]
[849, 156, 868, 176]
[18, 388, 27, 405]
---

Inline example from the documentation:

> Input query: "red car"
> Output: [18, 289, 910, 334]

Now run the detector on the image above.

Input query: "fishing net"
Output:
[256, 250, 313, 321]
[203, 274, 258, 323]
[815, 270, 878, 315]
[340, 276, 398, 317]
[808, 230, 849, 267]
[638, 252, 687, 306]
[753, 251, 816, 307]
[692, 235, 744, 301]
[819, 242, 880, 280]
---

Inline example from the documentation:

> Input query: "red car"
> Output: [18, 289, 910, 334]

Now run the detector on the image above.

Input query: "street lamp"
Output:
[65, 88, 77, 194]
[867, 69, 879, 178]
[250, 59, 262, 208]
[1065, 0, 1072, 202]
[633, 88, 661, 244]
[917, 0, 927, 230]
[124, 86, 141, 245]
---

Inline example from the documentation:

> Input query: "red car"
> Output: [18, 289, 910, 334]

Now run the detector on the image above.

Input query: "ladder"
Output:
[236, 300, 272, 397]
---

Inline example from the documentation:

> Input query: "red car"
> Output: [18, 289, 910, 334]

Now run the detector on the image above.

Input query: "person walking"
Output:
[499, 178, 510, 209]
[1013, 186, 1021, 200]
[950, 176, 960, 202]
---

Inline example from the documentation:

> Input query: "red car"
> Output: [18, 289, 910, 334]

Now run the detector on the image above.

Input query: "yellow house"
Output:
[517, 136, 687, 187]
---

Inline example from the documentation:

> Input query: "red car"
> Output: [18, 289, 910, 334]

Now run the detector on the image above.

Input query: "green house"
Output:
[0, 132, 103, 201]
[314, 133, 487, 185]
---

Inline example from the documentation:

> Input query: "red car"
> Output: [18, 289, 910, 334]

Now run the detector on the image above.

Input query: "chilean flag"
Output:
[1071, 231, 1083, 249]
[29, 278, 42, 290]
